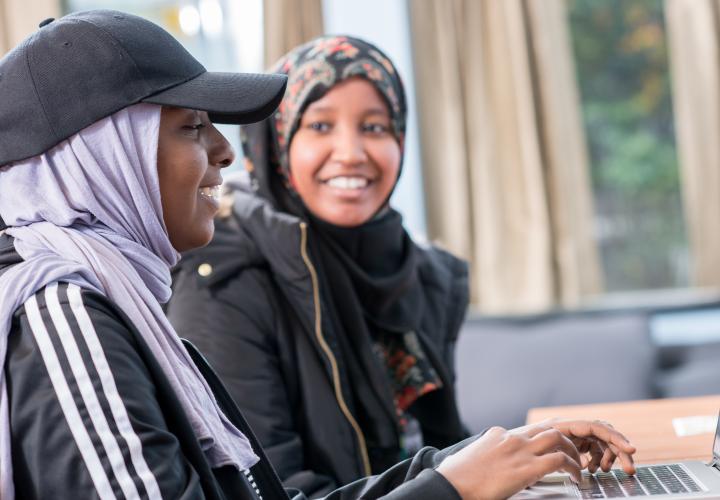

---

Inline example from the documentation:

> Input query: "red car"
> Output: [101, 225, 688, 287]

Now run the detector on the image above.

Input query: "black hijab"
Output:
[241, 36, 441, 469]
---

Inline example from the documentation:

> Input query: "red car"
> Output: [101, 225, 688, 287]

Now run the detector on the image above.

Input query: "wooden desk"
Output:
[527, 395, 720, 464]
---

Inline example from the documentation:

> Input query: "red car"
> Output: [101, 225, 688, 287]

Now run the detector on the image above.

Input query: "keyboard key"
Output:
[620, 467, 670, 496]
[684, 479, 701, 492]
[579, 474, 600, 489]
[579, 475, 603, 495]
[649, 466, 687, 494]
[597, 473, 625, 497]
[613, 471, 646, 496]
[635, 468, 666, 495]
[578, 465, 706, 498]
[668, 464, 702, 492]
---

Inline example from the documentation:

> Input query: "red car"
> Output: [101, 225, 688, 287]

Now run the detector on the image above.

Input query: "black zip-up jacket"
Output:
[166, 185, 470, 497]
[0, 233, 468, 499]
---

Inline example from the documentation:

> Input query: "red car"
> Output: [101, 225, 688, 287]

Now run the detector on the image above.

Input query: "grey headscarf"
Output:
[0, 103, 257, 499]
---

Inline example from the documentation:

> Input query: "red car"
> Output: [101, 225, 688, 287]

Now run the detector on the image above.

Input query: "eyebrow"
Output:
[304, 106, 389, 117]
[364, 108, 390, 117]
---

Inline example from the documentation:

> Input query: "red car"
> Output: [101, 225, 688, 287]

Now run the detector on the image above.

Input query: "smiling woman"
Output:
[0, 9, 291, 499]
[288, 77, 402, 227]
[157, 107, 235, 251]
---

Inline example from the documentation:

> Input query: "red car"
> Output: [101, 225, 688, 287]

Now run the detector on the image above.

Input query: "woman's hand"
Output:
[436, 419, 636, 500]
[548, 419, 636, 475]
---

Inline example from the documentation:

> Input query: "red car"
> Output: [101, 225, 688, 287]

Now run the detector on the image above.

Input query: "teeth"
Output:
[326, 176, 369, 190]
[199, 186, 221, 201]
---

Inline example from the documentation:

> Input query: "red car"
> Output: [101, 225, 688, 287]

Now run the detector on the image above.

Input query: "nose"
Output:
[331, 125, 367, 165]
[208, 124, 236, 169]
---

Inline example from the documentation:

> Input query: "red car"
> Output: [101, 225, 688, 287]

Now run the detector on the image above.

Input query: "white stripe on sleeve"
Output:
[24, 291, 117, 500]
[66, 283, 162, 500]
[45, 283, 142, 500]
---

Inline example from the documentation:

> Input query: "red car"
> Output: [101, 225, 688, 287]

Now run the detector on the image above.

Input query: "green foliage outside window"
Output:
[567, 0, 689, 291]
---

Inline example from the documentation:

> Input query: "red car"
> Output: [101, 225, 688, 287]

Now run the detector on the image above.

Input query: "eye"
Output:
[362, 123, 389, 135]
[183, 123, 205, 132]
[308, 121, 331, 133]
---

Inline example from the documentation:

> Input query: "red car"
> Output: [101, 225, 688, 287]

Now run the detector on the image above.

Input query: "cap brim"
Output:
[142, 71, 287, 124]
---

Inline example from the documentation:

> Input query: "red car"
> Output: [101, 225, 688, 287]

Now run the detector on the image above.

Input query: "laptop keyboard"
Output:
[578, 464, 703, 498]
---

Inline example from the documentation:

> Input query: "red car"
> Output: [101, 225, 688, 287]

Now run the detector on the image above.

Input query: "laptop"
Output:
[510, 412, 720, 499]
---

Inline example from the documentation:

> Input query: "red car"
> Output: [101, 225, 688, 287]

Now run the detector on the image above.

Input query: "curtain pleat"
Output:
[0, 0, 60, 56]
[665, 0, 720, 287]
[0, 1, 10, 55]
[263, 0, 324, 67]
[409, 0, 601, 313]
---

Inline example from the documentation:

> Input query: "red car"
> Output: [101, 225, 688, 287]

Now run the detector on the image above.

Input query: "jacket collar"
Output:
[178, 181, 311, 289]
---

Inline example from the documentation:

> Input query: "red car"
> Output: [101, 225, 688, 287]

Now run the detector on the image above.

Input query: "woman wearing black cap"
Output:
[166, 35, 636, 499]
[0, 10, 292, 499]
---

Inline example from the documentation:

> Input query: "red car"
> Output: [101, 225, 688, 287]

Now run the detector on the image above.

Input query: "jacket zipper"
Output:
[298, 222, 372, 477]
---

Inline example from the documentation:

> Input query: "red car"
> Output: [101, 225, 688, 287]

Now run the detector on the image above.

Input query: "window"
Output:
[567, 0, 689, 292]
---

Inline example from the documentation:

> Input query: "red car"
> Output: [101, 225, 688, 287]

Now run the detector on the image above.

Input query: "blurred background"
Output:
[0, 0, 716, 315]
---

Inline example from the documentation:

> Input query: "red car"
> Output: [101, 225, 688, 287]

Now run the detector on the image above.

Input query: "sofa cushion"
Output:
[455, 311, 656, 433]
[657, 342, 720, 398]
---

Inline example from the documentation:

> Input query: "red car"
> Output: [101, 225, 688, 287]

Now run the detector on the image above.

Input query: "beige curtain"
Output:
[263, 0, 324, 66]
[665, 0, 720, 287]
[0, 0, 60, 56]
[409, 0, 601, 313]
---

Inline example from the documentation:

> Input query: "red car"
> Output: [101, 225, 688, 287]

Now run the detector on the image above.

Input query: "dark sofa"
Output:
[454, 301, 720, 434]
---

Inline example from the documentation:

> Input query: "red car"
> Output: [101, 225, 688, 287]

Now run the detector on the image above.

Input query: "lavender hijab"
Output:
[0, 103, 257, 499]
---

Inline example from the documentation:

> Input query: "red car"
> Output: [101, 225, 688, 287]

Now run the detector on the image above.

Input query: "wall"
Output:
[0, 0, 61, 54]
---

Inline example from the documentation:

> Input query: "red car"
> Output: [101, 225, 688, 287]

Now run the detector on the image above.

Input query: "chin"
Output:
[172, 224, 215, 252]
[310, 202, 379, 228]
[192, 227, 215, 249]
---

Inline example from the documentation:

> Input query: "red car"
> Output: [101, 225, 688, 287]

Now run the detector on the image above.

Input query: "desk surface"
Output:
[527, 395, 720, 464]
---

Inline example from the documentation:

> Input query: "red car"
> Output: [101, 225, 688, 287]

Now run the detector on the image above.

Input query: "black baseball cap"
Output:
[0, 9, 288, 166]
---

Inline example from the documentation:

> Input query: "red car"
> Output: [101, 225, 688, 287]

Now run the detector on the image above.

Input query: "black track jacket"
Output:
[0, 234, 467, 499]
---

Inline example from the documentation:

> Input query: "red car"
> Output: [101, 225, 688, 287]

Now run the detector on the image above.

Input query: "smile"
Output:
[198, 186, 222, 202]
[324, 176, 370, 190]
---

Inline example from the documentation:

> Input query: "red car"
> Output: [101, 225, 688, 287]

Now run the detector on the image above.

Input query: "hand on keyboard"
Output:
[547, 419, 637, 475]
[437, 423, 583, 500]
[436, 419, 637, 500]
